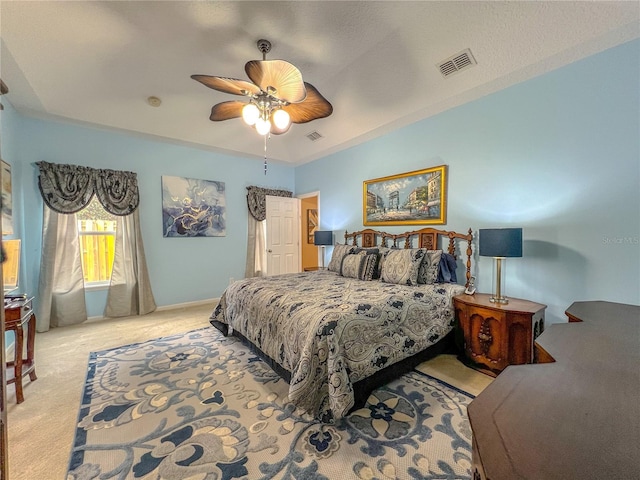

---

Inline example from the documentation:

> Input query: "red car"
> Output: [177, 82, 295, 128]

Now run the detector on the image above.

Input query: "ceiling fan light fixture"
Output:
[255, 117, 271, 135]
[192, 38, 332, 137]
[242, 103, 260, 125]
[272, 109, 291, 130]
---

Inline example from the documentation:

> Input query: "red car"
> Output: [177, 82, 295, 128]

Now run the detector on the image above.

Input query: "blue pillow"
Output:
[437, 253, 458, 283]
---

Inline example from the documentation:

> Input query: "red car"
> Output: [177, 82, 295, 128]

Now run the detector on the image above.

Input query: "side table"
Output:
[453, 293, 546, 376]
[4, 295, 37, 403]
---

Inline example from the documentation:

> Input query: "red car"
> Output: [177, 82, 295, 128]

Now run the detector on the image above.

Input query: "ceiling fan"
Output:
[191, 39, 333, 136]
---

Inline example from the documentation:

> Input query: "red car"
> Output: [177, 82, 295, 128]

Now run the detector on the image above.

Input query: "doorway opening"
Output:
[298, 192, 320, 271]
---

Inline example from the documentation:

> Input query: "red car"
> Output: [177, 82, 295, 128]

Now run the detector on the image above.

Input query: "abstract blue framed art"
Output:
[161, 176, 226, 237]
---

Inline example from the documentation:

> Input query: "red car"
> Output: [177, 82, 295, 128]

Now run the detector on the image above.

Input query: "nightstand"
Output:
[453, 293, 546, 376]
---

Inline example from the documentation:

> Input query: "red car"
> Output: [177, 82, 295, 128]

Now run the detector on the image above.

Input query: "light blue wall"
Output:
[8, 114, 294, 317]
[1, 97, 25, 348]
[296, 39, 640, 324]
[2, 39, 638, 325]
[0, 101, 23, 258]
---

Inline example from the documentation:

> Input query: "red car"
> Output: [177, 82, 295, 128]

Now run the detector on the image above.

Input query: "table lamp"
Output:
[479, 228, 522, 304]
[313, 231, 333, 269]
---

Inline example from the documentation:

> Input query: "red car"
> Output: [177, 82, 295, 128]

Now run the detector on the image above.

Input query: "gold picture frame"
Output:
[363, 165, 447, 226]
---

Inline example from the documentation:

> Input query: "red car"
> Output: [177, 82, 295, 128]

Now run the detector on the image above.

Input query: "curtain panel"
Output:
[36, 161, 155, 331]
[244, 186, 292, 278]
[105, 210, 157, 318]
[36, 208, 88, 331]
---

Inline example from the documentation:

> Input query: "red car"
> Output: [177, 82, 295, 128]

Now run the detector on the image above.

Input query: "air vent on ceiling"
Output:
[437, 48, 477, 78]
[306, 131, 324, 142]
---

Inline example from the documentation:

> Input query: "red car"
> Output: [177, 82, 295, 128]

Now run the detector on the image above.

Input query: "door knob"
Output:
[268, 249, 273, 253]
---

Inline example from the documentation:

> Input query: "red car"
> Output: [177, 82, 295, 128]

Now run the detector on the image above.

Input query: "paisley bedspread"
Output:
[210, 270, 464, 422]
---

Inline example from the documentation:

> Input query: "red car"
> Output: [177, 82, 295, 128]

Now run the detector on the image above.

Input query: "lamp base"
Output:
[490, 257, 509, 305]
[489, 296, 509, 305]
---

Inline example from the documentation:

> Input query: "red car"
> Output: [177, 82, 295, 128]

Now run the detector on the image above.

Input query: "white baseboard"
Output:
[86, 297, 220, 322]
[155, 298, 219, 312]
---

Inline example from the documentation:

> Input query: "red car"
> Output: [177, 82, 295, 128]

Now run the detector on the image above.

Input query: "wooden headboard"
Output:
[344, 227, 473, 287]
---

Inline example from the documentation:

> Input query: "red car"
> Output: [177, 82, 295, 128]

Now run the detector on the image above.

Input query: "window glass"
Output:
[77, 198, 117, 284]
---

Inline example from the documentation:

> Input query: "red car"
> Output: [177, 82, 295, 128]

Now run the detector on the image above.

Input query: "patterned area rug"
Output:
[67, 327, 475, 480]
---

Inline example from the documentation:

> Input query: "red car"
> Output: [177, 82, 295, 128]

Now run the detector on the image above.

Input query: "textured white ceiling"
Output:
[1, 1, 638, 165]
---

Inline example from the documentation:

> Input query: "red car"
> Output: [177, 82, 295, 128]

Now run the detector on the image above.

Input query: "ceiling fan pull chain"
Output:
[264, 134, 268, 175]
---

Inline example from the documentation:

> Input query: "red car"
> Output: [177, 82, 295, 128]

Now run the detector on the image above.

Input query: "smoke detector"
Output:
[147, 96, 162, 107]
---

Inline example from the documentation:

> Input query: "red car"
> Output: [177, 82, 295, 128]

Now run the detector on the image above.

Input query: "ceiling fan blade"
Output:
[192, 75, 261, 96]
[283, 83, 333, 124]
[209, 101, 245, 121]
[245, 60, 306, 103]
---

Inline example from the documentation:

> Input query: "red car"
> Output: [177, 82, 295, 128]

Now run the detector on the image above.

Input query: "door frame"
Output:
[297, 191, 321, 268]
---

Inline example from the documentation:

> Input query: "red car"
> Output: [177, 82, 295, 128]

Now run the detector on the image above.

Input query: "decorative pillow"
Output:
[354, 247, 379, 255]
[360, 252, 379, 281]
[437, 252, 458, 283]
[327, 243, 354, 273]
[353, 247, 380, 279]
[341, 252, 365, 279]
[341, 251, 378, 281]
[417, 249, 443, 284]
[375, 246, 391, 279]
[380, 248, 425, 286]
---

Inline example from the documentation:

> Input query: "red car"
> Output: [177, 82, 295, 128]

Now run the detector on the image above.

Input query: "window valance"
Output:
[37, 161, 140, 216]
[246, 186, 292, 221]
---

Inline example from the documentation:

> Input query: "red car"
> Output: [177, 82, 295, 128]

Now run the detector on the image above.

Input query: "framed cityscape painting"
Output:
[363, 165, 447, 226]
[162, 176, 226, 237]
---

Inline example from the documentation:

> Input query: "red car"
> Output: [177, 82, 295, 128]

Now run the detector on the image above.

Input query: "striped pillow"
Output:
[341, 251, 379, 281]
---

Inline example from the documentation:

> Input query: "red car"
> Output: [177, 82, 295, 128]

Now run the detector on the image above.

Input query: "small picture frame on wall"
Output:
[307, 208, 318, 243]
[363, 165, 447, 226]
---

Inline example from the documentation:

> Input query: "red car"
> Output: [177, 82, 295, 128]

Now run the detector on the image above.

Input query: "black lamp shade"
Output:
[479, 228, 523, 257]
[314, 230, 333, 246]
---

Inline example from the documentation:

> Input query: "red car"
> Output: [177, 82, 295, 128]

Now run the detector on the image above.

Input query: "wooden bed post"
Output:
[465, 228, 473, 288]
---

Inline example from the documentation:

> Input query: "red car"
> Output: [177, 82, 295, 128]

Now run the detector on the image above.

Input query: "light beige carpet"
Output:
[7, 303, 215, 480]
[6, 303, 491, 480]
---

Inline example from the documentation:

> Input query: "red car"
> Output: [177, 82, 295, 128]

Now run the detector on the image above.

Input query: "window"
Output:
[77, 197, 117, 286]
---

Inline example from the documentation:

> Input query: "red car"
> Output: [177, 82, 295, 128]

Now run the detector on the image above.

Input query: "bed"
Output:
[210, 227, 473, 422]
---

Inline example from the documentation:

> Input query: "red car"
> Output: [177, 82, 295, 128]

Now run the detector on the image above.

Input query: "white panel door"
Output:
[266, 195, 300, 276]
